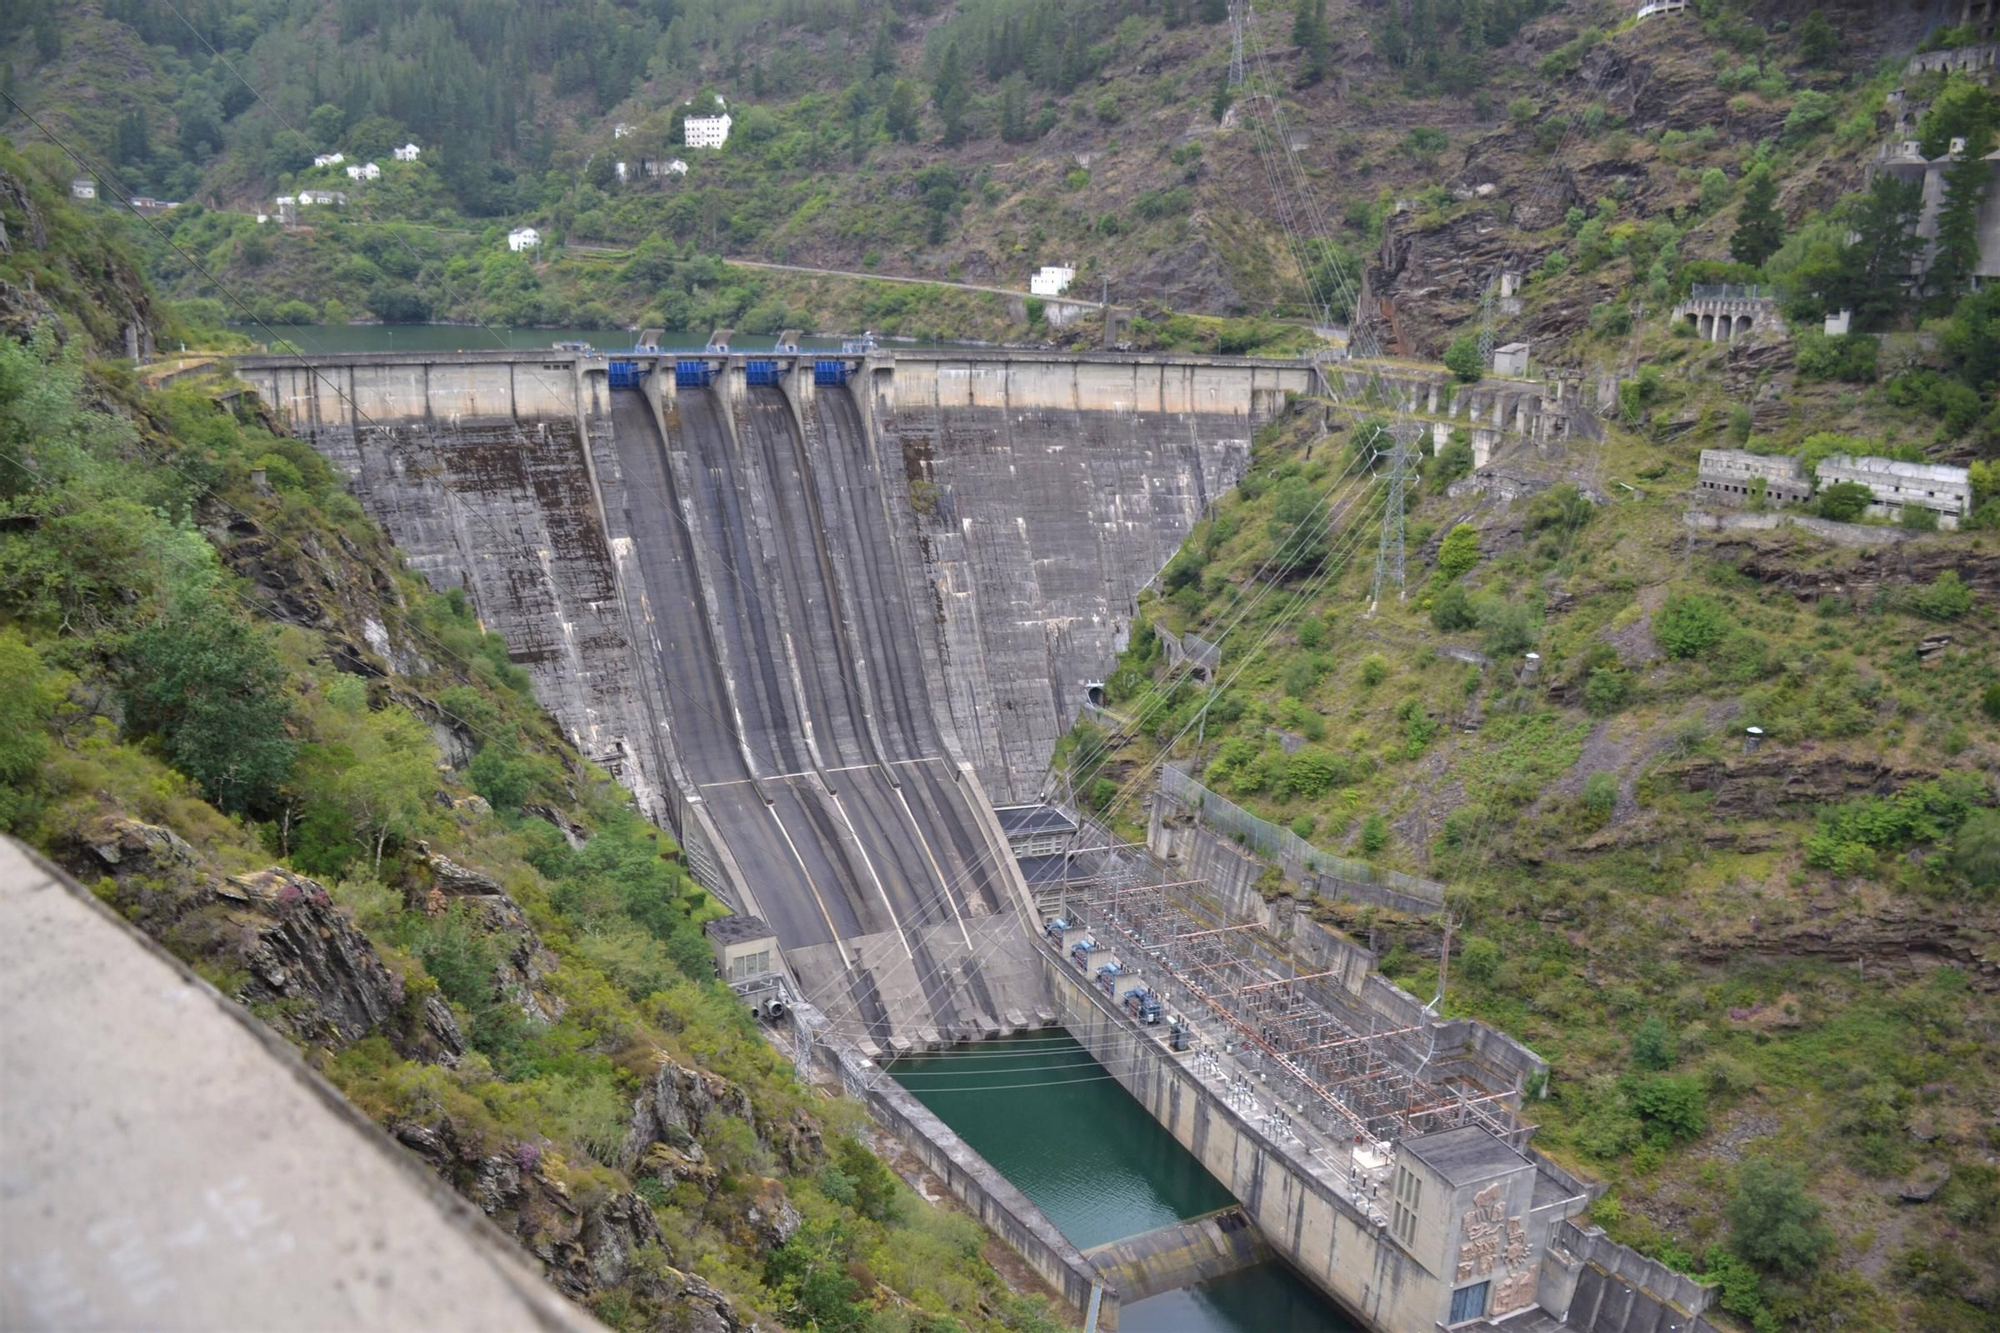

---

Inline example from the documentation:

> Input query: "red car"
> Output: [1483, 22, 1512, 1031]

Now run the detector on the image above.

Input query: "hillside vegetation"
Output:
[0, 143, 1065, 1333]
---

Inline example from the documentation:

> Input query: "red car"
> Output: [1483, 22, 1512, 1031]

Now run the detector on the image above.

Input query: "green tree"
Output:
[1631, 1074, 1707, 1141]
[1731, 165, 1783, 267]
[1358, 813, 1389, 854]
[1582, 769, 1617, 820]
[1436, 524, 1480, 580]
[308, 102, 347, 148]
[934, 42, 970, 146]
[1728, 1157, 1834, 1276]
[0, 630, 69, 831]
[884, 79, 919, 142]
[869, 22, 896, 78]
[1654, 593, 1730, 658]
[1201, 0, 1229, 20]
[1267, 476, 1329, 574]
[1952, 809, 2000, 894]
[1631, 1015, 1676, 1070]
[1844, 172, 1923, 328]
[1000, 78, 1027, 143]
[1914, 570, 1974, 620]
[1431, 582, 1475, 631]
[1211, 68, 1233, 124]
[298, 689, 438, 873]
[123, 598, 295, 815]
[1814, 480, 1874, 521]
[1698, 167, 1732, 215]
[1292, 0, 1331, 85]
[1931, 129, 1994, 303]
[1444, 333, 1484, 382]
[1404, 126, 1448, 164]
[1797, 10, 1838, 66]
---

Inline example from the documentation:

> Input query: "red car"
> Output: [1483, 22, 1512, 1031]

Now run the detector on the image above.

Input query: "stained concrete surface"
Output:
[0, 836, 600, 1333]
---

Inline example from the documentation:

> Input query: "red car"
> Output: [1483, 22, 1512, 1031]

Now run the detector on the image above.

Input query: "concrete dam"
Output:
[236, 346, 1308, 1051]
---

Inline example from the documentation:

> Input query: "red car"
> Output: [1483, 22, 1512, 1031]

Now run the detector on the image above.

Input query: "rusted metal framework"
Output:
[1052, 855, 1520, 1148]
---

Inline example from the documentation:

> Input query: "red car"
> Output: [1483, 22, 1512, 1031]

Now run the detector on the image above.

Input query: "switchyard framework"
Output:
[1044, 835, 1524, 1156]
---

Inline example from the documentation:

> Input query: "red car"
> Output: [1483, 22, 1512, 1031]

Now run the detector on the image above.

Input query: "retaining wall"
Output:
[1083, 1207, 1271, 1307]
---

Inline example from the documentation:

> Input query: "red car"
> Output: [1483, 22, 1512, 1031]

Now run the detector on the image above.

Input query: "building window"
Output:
[1450, 1282, 1490, 1324]
[1390, 1166, 1421, 1246]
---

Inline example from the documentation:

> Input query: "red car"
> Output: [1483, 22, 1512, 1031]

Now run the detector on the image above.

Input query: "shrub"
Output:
[1358, 814, 1389, 854]
[1290, 814, 1316, 839]
[1631, 1015, 1676, 1070]
[1359, 654, 1389, 687]
[1631, 1074, 1707, 1141]
[1655, 593, 1730, 658]
[1900, 503, 1939, 532]
[1444, 334, 1484, 382]
[1728, 1157, 1833, 1276]
[1431, 582, 1476, 632]
[1794, 331, 1878, 383]
[1539, 248, 1570, 277]
[1525, 484, 1592, 535]
[1281, 748, 1349, 799]
[1436, 524, 1480, 580]
[1953, 810, 2000, 895]
[1282, 653, 1326, 698]
[1813, 481, 1875, 521]
[1584, 666, 1630, 715]
[1912, 570, 1973, 620]
[1583, 771, 1618, 820]
[1458, 936, 1500, 984]
[1478, 600, 1537, 656]
[1983, 681, 2000, 721]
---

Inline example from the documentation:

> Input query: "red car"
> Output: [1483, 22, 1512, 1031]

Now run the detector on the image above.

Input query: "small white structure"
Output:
[1824, 309, 1853, 336]
[613, 122, 634, 139]
[313, 152, 345, 168]
[392, 143, 421, 162]
[1030, 263, 1076, 297]
[1493, 341, 1531, 377]
[298, 189, 347, 207]
[684, 112, 733, 149]
[70, 178, 95, 200]
[255, 212, 270, 224]
[507, 226, 541, 252]
[1817, 455, 1973, 529]
[664, 158, 689, 176]
[275, 196, 298, 225]
[614, 161, 630, 182]
[345, 161, 381, 181]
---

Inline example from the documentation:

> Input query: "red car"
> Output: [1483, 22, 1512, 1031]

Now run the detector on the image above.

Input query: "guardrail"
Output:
[1160, 764, 1445, 906]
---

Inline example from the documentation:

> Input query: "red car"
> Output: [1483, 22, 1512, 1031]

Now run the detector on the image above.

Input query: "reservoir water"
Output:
[888, 1031, 1358, 1333]
[236, 323, 882, 355]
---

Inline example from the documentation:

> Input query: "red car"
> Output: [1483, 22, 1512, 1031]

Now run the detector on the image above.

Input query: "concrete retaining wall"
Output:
[1683, 508, 1917, 547]
[1084, 1207, 1271, 1308]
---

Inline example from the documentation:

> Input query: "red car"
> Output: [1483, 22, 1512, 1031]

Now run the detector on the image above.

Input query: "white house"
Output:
[345, 161, 381, 181]
[392, 143, 421, 161]
[615, 160, 630, 182]
[313, 152, 345, 168]
[508, 226, 541, 252]
[613, 122, 634, 139]
[298, 188, 347, 207]
[70, 178, 95, 200]
[1029, 263, 1076, 297]
[663, 158, 689, 176]
[684, 112, 733, 148]
[255, 212, 270, 224]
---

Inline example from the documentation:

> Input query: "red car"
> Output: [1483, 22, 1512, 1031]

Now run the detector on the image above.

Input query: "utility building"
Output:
[684, 112, 733, 148]
[1817, 455, 1973, 528]
[1030, 263, 1076, 296]
[1696, 449, 1812, 507]
[508, 226, 541, 252]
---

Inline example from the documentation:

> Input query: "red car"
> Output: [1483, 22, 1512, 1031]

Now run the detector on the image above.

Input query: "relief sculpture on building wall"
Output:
[1457, 1185, 1536, 1312]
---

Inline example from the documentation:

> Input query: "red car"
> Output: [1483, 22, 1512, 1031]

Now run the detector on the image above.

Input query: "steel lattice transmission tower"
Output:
[1368, 422, 1418, 616]
[1476, 277, 1498, 365]
[1229, 2, 1247, 87]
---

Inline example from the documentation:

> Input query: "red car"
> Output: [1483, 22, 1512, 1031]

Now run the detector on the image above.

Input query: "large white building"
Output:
[392, 143, 421, 161]
[313, 152, 345, 168]
[1818, 455, 1973, 528]
[1030, 263, 1076, 297]
[345, 161, 381, 181]
[684, 112, 733, 149]
[508, 226, 541, 252]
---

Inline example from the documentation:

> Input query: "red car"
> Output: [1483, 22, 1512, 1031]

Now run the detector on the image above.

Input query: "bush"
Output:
[1436, 524, 1480, 580]
[1583, 771, 1617, 820]
[1458, 936, 1500, 984]
[1983, 682, 2000, 721]
[1290, 814, 1316, 839]
[1525, 484, 1592, 535]
[1359, 653, 1389, 687]
[1478, 600, 1538, 656]
[1794, 331, 1878, 383]
[1912, 570, 1973, 620]
[1444, 334, 1484, 382]
[1631, 1015, 1676, 1070]
[1358, 813, 1389, 854]
[1813, 481, 1875, 521]
[1729, 1157, 1833, 1276]
[1584, 666, 1630, 715]
[1631, 1074, 1707, 1141]
[1431, 582, 1476, 632]
[1655, 592, 1730, 658]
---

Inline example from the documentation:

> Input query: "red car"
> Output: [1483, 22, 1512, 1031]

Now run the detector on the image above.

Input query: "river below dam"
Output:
[888, 1032, 1356, 1333]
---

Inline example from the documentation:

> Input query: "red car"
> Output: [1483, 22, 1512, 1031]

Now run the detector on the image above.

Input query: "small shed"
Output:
[705, 915, 779, 984]
[1492, 342, 1531, 377]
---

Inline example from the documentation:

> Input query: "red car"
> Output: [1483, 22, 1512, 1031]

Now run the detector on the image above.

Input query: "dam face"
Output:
[237, 348, 1307, 1049]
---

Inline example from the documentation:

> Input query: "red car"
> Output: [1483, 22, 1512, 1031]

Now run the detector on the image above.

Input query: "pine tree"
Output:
[870, 23, 895, 78]
[1730, 164, 1783, 268]
[1292, 0, 1330, 86]
[1000, 78, 1026, 144]
[1200, 0, 1228, 21]
[1211, 68, 1233, 124]
[1797, 10, 1838, 67]
[1931, 131, 1992, 305]
[935, 41, 969, 145]
[884, 79, 919, 142]
[1844, 171, 1923, 328]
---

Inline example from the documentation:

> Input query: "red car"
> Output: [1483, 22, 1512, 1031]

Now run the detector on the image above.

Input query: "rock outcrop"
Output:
[59, 814, 465, 1062]
[414, 843, 565, 1023]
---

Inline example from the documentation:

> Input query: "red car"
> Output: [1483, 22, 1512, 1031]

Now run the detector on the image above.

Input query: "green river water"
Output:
[889, 1032, 1356, 1332]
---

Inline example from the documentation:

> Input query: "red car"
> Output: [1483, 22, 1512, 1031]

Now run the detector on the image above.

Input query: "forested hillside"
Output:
[0, 143, 1066, 1333]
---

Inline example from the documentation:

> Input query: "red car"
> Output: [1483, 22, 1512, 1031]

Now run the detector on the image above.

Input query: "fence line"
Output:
[1160, 765, 1446, 906]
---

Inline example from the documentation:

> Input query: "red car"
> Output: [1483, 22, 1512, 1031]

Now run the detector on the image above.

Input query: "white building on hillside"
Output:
[684, 112, 733, 148]
[613, 122, 634, 138]
[1030, 263, 1076, 296]
[508, 226, 541, 252]
[298, 189, 347, 206]
[71, 178, 95, 200]
[313, 152, 345, 168]
[1818, 455, 1973, 529]
[345, 161, 381, 181]
[392, 143, 421, 161]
